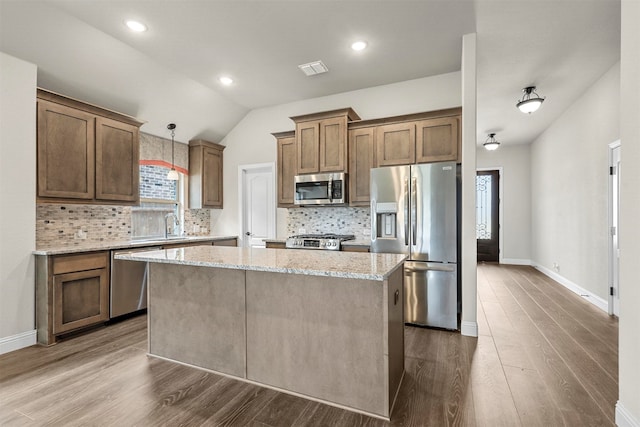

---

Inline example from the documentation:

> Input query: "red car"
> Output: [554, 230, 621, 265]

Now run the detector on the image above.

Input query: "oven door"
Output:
[294, 173, 345, 205]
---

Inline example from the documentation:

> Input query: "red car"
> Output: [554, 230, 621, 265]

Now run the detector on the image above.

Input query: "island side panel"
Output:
[386, 266, 405, 412]
[245, 270, 387, 417]
[148, 263, 246, 378]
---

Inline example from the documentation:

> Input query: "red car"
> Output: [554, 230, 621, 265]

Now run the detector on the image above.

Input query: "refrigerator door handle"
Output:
[371, 200, 377, 242]
[411, 177, 417, 246]
[404, 178, 409, 246]
[405, 263, 456, 273]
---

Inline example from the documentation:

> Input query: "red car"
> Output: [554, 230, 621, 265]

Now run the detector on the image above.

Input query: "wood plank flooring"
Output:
[0, 264, 618, 426]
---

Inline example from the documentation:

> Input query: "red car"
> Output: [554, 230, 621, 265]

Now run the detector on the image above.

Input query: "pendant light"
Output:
[516, 86, 545, 114]
[166, 123, 179, 181]
[483, 133, 500, 151]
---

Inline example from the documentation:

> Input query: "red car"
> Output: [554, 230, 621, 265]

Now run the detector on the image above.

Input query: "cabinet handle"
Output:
[394, 289, 399, 305]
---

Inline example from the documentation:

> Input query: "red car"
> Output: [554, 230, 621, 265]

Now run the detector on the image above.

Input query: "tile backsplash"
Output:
[36, 203, 211, 246]
[286, 207, 370, 238]
[37, 204, 132, 246]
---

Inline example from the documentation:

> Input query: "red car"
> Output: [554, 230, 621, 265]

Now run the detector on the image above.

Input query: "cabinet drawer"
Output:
[53, 251, 109, 275]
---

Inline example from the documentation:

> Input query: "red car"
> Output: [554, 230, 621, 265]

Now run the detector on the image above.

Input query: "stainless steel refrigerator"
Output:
[370, 162, 458, 330]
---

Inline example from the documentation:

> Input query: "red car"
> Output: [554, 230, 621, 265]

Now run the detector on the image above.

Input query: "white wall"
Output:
[530, 63, 620, 303]
[214, 71, 462, 241]
[618, 1, 640, 425]
[460, 33, 478, 337]
[477, 144, 532, 264]
[0, 52, 37, 353]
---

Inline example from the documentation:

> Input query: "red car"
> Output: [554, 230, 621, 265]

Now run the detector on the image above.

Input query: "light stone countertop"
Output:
[33, 235, 238, 256]
[115, 246, 407, 281]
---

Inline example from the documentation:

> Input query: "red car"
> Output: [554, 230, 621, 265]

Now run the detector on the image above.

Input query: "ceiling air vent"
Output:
[298, 60, 328, 76]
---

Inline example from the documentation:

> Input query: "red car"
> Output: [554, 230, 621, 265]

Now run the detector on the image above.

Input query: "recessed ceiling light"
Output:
[351, 41, 368, 51]
[219, 76, 233, 86]
[125, 20, 147, 32]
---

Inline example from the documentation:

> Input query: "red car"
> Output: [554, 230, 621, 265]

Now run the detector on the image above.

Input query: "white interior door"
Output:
[240, 164, 275, 248]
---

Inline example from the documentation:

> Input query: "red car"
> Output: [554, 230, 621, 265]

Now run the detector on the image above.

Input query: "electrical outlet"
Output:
[193, 225, 200, 233]
[298, 228, 306, 235]
[201, 227, 208, 234]
[362, 228, 369, 236]
[74, 229, 87, 240]
[553, 262, 560, 272]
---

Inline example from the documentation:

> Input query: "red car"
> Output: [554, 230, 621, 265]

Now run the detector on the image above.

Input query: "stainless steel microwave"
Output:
[294, 172, 347, 206]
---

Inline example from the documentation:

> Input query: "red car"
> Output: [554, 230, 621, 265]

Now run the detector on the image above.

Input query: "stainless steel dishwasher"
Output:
[110, 246, 162, 318]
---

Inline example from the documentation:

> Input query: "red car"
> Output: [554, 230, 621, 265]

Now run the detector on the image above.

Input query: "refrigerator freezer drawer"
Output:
[404, 261, 457, 330]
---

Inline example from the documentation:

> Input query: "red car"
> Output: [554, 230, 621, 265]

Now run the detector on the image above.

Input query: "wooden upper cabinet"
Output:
[416, 117, 459, 163]
[37, 100, 95, 200]
[375, 122, 416, 167]
[189, 139, 225, 209]
[274, 131, 296, 207]
[36, 89, 143, 204]
[95, 117, 139, 202]
[319, 116, 347, 172]
[296, 121, 319, 174]
[291, 108, 360, 175]
[348, 127, 375, 206]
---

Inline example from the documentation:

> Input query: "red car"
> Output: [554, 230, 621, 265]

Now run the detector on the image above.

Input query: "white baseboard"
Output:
[501, 258, 532, 266]
[0, 329, 37, 355]
[616, 401, 640, 427]
[533, 264, 608, 313]
[460, 321, 478, 337]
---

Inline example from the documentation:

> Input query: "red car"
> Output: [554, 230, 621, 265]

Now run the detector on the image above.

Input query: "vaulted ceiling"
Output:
[0, 0, 620, 146]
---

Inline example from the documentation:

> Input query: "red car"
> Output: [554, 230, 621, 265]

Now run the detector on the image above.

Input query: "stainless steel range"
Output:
[285, 234, 355, 251]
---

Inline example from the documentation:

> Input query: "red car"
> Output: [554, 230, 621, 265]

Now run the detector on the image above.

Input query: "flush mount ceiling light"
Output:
[219, 76, 233, 86]
[483, 133, 500, 151]
[351, 41, 368, 51]
[516, 86, 545, 114]
[167, 123, 179, 181]
[125, 20, 147, 32]
[298, 60, 329, 76]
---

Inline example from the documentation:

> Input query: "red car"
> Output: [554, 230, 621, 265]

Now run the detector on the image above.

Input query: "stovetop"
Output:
[289, 234, 355, 241]
[285, 233, 355, 250]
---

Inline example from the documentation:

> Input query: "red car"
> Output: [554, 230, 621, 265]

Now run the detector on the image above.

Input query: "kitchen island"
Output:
[116, 246, 406, 419]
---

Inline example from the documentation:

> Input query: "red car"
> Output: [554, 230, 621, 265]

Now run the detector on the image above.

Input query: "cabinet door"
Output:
[277, 136, 297, 207]
[416, 117, 459, 163]
[37, 100, 95, 200]
[53, 268, 109, 334]
[319, 116, 347, 172]
[349, 127, 375, 206]
[375, 122, 416, 166]
[296, 121, 319, 174]
[203, 147, 223, 208]
[95, 117, 140, 202]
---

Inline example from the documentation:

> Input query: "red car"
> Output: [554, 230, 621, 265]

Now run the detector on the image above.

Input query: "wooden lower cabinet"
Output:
[265, 241, 286, 249]
[213, 238, 237, 246]
[341, 245, 370, 253]
[36, 251, 110, 344]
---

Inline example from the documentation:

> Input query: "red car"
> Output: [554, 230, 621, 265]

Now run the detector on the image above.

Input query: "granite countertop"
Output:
[34, 235, 238, 256]
[115, 246, 406, 281]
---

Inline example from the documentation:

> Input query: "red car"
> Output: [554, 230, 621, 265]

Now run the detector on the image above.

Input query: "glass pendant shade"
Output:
[167, 123, 179, 180]
[483, 133, 500, 151]
[517, 86, 545, 114]
[167, 168, 179, 181]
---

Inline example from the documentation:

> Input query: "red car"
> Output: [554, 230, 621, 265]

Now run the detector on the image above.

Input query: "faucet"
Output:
[164, 213, 179, 239]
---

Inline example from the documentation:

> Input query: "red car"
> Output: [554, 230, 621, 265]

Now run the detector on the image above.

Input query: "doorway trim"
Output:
[477, 167, 503, 264]
[608, 140, 621, 316]
[238, 162, 276, 248]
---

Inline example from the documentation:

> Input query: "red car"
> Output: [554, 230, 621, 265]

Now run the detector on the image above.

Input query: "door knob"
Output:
[245, 232, 251, 236]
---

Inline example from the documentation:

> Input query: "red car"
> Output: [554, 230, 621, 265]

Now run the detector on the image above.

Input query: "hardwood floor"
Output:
[0, 264, 618, 426]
